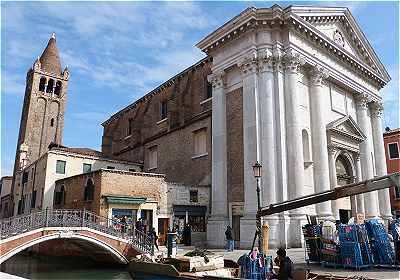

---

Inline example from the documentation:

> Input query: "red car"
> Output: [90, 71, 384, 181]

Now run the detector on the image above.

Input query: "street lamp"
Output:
[252, 161, 263, 254]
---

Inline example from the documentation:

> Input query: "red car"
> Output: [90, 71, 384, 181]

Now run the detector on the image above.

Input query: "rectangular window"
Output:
[193, 128, 207, 157]
[396, 186, 400, 199]
[22, 171, 29, 184]
[31, 190, 37, 208]
[83, 163, 92, 173]
[190, 190, 198, 203]
[107, 166, 115, 170]
[206, 82, 212, 99]
[388, 143, 399, 159]
[128, 118, 133, 135]
[148, 146, 158, 170]
[160, 101, 168, 120]
[56, 160, 66, 174]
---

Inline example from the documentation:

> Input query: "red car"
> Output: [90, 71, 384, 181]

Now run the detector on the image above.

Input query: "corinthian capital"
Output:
[370, 101, 384, 118]
[309, 65, 329, 86]
[282, 49, 305, 74]
[238, 51, 258, 76]
[354, 93, 369, 110]
[208, 70, 225, 89]
[258, 49, 274, 73]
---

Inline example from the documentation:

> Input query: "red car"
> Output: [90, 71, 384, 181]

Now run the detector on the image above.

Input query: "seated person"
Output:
[272, 248, 293, 280]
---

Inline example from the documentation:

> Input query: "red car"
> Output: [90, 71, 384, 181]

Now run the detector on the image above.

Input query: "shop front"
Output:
[173, 205, 207, 246]
[104, 195, 157, 233]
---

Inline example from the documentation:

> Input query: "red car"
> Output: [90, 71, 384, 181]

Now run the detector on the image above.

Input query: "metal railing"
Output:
[0, 209, 154, 256]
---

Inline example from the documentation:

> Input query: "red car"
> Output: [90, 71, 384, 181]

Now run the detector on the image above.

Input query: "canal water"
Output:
[1, 253, 132, 280]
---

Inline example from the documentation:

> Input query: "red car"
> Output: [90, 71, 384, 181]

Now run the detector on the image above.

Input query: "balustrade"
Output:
[0, 209, 154, 255]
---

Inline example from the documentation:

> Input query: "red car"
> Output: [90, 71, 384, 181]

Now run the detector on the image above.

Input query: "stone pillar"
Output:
[207, 70, 229, 247]
[355, 94, 379, 218]
[328, 145, 340, 220]
[370, 102, 392, 220]
[258, 51, 279, 248]
[355, 153, 365, 213]
[309, 66, 333, 219]
[239, 53, 260, 248]
[283, 50, 306, 247]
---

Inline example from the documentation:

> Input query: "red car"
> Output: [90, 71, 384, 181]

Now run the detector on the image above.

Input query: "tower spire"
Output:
[39, 33, 61, 75]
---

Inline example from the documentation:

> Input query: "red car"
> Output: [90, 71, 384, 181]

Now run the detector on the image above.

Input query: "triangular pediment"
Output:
[327, 115, 366, 142]
[288, 6, 390, 82]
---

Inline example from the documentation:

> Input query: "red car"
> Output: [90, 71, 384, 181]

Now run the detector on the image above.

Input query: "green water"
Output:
[1, 253, 132, 280]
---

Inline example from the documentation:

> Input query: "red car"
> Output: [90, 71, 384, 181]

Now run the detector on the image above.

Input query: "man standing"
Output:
[225, 225, 234, 251]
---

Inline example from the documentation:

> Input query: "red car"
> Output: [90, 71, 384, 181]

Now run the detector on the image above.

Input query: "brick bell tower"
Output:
[13, 33, 69, 171]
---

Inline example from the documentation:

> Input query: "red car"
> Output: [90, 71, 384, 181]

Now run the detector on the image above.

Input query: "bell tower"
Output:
[14, 33, 69, 170]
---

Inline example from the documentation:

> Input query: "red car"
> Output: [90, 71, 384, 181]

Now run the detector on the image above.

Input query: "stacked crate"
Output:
[365, 219, 395, 265]
[338, 224, 372, 269]
[302, 224, 322, 264]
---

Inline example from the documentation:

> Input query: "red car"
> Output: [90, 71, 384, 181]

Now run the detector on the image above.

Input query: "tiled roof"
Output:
[50, 146, 104, 157]
[39, 34, 62, 75]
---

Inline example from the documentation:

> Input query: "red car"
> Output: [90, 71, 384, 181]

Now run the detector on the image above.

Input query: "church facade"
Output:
[196, 5, 392, 247]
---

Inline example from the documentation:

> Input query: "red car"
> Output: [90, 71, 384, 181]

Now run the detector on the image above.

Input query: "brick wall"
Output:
[101, 60, 212, 188]
[384, 130, 400, 214]
[55, 170, 166, 217]
[226, 87, 244, 203]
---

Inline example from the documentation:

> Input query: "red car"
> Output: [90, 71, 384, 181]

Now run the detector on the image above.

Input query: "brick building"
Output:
[102, 5, 393, 248]
[0, 176, 13, 218]
[54, 169, 210, 246]
[383, 128, 400, 217]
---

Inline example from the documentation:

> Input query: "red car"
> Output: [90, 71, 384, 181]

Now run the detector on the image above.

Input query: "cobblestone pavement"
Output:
[174, 246, 400, 280]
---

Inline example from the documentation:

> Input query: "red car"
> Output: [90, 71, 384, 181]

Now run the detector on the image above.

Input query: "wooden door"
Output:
[158, 218, 169, 245]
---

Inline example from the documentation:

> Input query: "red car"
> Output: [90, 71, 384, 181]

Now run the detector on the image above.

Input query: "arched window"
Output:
[54, 81, 62, 96]
[50, 118, 54, 127]
[46, 79, 54, 93]
[335, 155, 354, 185]
[39, 77, 46, 92]
[84, 179, 94, 201]
[302, 129, 311, 163]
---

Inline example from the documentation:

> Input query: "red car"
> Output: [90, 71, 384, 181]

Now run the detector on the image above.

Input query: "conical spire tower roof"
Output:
[39, 33, 62, 75]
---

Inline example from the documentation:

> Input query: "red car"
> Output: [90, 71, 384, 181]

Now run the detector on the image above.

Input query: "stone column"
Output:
[327, 145, 340, 220]
[283, 50, 306, 247]
[239, 53, 261, 248]
[370, 102, 392, 220]
[355, 94, 379, 218]
[309, 66, 333, 219]
[207, 70, 229, 247]
[354, 153, 365, 213]
[258, 50, 279, 248]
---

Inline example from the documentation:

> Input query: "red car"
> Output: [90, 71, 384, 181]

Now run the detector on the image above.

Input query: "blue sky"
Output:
[1, 1, 399, 176]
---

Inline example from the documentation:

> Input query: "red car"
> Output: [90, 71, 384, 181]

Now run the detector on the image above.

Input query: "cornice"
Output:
[196, 6, 388, 89]
[288, 15, 386, 88]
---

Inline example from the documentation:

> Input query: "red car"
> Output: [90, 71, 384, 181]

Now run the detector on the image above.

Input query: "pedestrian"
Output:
[273, 248, 293, 280]
[121, 216, 127, 233]
[225, 225, 234, 251]
[150, 227, 159, 251]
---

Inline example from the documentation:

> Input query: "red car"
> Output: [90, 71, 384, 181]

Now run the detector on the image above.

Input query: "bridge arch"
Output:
[1, 231, 128, 264]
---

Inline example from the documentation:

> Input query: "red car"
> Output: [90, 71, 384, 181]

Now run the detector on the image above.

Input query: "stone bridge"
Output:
[0, 209, 154, 264]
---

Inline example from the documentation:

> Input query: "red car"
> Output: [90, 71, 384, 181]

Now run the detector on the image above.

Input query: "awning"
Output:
[173, 205, 207, 217]
[104, 195, 147, 205]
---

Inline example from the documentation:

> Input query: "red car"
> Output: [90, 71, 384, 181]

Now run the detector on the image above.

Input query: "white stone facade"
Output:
[196, 6, 392, 248]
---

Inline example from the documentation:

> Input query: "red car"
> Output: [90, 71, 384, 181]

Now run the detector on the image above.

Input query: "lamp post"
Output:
[252, 161, 263, 253]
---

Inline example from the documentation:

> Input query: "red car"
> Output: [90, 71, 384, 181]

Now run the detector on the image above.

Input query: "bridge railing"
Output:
[0, 209, 154, 256]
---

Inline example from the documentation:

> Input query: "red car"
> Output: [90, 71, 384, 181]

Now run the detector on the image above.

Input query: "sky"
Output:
[1, 1, 399, 177]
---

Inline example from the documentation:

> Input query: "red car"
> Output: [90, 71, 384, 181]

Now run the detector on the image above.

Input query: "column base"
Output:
[287, 213, 307, 248]
[239, 214, 287, 249]
[239, 214, 257, 249]
[206, 215, 229, 248]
